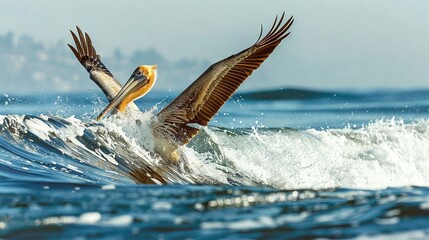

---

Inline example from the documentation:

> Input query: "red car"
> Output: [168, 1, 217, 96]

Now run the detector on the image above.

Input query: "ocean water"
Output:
[1, 88, 429, 239]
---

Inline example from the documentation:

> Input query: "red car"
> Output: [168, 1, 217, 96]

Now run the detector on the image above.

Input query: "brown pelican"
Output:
[68, 13, 293, 164]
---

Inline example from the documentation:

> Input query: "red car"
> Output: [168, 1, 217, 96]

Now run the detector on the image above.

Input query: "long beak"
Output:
[96, 76, 144, 120]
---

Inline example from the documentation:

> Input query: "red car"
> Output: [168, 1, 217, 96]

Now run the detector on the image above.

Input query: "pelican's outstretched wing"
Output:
[153, 13, 293, 145]
[68, 27, 139, 111]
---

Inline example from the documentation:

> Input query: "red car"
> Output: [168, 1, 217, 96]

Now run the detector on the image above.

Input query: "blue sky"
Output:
[1, 0, 429, 92]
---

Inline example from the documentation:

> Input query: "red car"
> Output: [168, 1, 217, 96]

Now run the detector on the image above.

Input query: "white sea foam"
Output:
[198, 118, 429, 189]
[23, 117, 52, 141]
[100, 214, 133, 226]
[101, 109, 156, 152]
[2, 112, 429, 189]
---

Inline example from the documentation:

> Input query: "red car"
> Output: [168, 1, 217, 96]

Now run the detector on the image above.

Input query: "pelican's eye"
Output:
[135, 72, 147, 82]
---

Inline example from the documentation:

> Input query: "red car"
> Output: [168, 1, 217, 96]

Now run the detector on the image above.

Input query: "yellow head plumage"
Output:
[116, 65, 158, 112]
[96, 64, 157, 120]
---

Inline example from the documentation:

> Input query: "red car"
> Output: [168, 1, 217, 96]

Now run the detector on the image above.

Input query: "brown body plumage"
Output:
[68, 13, 294, 163]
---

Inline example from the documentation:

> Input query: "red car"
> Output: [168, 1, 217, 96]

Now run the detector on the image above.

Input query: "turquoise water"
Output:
[1, 88, 429, 239]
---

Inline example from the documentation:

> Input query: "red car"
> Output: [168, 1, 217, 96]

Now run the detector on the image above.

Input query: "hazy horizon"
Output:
[1, 0, 428, 94]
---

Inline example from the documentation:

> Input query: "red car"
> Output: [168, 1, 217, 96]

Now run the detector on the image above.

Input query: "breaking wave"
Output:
[0, 112, 428, 189]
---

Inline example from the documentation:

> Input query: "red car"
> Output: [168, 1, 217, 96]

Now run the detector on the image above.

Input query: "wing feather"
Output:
[153, 13, 293, 146]
[68, 27, 139, 111]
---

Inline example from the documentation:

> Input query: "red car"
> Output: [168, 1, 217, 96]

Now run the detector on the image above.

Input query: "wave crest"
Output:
[1, 114, 429, 189]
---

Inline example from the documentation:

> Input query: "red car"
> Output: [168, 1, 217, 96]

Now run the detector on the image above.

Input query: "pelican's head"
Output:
[97, 65, 157, 120]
